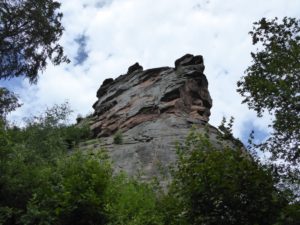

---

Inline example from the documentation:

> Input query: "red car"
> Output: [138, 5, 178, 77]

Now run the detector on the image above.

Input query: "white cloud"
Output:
[7, 0, 300, 142]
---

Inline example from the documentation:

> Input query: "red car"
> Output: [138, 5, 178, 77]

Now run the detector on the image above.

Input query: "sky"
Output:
[2, 0, 300, 144]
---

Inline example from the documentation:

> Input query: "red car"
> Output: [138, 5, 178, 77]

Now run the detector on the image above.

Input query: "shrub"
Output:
[0, 104, 107, 224]
[105, 174, 163, 225]
[113, 130, 123, 144]
[21, 151, 112, 225]
[164, 130, 287, 225]
[63, 123, 91, 149]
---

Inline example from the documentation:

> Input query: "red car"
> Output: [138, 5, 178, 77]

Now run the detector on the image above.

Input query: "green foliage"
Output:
[113, 130, 123, 144]
[11, 102, 91, 153]
[237, 17, 300, 165]
[1, 103, 298, 224]
[62, 123, 91, 149]
[218, 116, 234, 139]
[158, 192, 188, 225]
[9, 103, 80, 160]
[217, 116, 244, 149]
[0, 119, 9, 148]
[0, 148, 112, 224]
[21, 151, 112, 225]
[166, 130, 287, 225]
[274, 202, 300, 225]
[0, 0, 69, 83]
[0, 103, 105, 224]
[105, 174, 163, 225]
[0, 87, 21, 121]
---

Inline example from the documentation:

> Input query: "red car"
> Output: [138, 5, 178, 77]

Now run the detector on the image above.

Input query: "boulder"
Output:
[127, 62, 143, 74]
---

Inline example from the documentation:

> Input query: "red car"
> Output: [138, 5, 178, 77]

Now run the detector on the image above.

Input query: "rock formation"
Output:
[88, 54, 229, 182]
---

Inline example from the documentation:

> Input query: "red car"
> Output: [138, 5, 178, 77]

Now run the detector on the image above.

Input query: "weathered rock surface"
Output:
[92, 54, 212, 137]
[88, 54, 232, 182]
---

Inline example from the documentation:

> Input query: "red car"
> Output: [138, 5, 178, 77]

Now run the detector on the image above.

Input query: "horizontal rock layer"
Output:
[91, 54, 212, 137]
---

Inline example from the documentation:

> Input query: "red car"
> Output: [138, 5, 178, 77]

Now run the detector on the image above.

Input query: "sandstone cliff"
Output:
[85, 54, 234, 182]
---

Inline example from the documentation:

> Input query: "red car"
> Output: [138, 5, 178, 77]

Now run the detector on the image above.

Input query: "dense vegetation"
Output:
[0, 105, 299, 225]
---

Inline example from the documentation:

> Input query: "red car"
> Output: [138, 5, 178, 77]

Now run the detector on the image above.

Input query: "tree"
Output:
[0, 104, 106, 224]
[165, 130, 287, 225]
[237, 17, 300, 165]
[0, 87, 21, 120]
[0, 0, 69, 83]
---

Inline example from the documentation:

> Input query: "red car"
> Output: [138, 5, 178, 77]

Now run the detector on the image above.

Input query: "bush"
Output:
[113, 130, 123, 144]
[0, 104, 109, 224]
[273, 201, 300, 225]
[105, 174, 163, 225]
[21, 151, 112, 225]
[63, 123, 91, 149]
[164, 130, 287, 225]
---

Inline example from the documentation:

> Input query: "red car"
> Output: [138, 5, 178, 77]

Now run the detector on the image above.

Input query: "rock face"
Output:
[90, 54, 219, 182]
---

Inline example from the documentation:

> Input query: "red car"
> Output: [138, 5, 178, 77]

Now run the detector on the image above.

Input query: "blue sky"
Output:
[2, 0, 300, 144]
